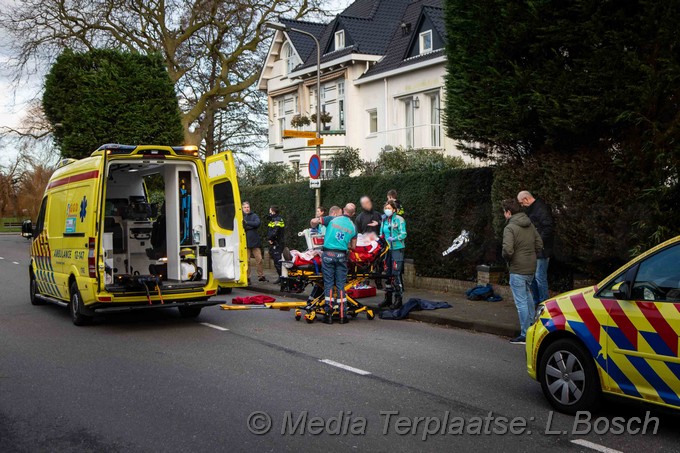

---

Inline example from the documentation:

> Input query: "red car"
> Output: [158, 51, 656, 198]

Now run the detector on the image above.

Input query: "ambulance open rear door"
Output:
[205, 151, 247, 288]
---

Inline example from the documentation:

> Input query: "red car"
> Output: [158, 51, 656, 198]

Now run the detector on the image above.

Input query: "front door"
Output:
[205, 152, 246, 287]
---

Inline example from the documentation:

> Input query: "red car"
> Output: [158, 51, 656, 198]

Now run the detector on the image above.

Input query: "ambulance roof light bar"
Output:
[171, 145, 200, 157]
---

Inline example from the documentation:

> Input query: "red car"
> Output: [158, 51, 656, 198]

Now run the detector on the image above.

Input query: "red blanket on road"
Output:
[232, 295, 276, 305]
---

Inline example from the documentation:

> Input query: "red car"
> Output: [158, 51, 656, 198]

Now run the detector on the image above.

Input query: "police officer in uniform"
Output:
[266, 205, 285, 283]
[310, 204, 357, 324]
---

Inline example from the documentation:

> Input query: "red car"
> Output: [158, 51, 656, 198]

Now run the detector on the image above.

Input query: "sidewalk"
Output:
[240, 268, 520, 338]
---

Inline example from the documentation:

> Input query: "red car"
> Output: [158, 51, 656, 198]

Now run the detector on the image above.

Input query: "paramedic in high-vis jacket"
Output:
[380, 200, 407, 310]
[266, 205, 285, 284]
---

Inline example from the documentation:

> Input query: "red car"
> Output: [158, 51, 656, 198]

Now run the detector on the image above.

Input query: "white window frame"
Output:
[404, 98, 414, 148]
[337, 81, 345, 97]
[321, 160, 334, 180]
[368, 109, 378, 135]
[283, 42, 296, 75]
[429, 92, 441, 147]
[335, 30, 345, 50]
[338, 99, 345, 131]
[419, 30, 433, 54]
[294, 94, 299, 114]
[277, 118, 286, 145]
[277, 99, 284, 117]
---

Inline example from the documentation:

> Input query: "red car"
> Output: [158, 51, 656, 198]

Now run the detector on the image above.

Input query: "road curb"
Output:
[242, 284, 517, 338]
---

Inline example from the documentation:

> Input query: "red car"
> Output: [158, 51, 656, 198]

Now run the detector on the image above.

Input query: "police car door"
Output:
[205, 151, 246, 286]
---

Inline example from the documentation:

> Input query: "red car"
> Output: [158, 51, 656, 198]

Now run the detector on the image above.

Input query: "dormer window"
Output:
[282, 42, 298, 75]
[335, 30, 345, 50]
[419, 30, 433, 54]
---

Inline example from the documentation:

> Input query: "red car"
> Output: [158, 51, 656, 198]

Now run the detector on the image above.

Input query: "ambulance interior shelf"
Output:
[103, 161, 208, 289]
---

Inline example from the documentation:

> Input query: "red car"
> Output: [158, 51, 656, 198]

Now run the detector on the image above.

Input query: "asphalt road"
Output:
[1, 234, 679, 452]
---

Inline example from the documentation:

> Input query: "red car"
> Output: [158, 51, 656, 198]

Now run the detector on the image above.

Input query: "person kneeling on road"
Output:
[310, 204, 357, 325]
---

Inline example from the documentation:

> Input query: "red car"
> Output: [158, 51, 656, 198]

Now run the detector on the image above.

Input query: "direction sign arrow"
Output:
[283, 129, 317, 139]
[307, 138, 324, 146]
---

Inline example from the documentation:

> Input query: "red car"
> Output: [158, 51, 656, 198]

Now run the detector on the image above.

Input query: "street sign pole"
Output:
[314, 37, 321, 210]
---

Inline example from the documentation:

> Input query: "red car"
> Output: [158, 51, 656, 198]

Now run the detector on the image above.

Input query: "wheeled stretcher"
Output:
[279, 230, 389, 323]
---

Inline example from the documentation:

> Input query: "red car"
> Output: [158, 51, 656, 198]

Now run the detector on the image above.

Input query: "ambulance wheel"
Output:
[29, 270, 44, 306]
[178, 306, 202, 318]
[538, 338, 601, 414]
[366, 310, 375, 320]
[69, 282, 92, 326]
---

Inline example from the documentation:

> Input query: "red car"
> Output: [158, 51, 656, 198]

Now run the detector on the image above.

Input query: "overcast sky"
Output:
[0, 0, 353, 164]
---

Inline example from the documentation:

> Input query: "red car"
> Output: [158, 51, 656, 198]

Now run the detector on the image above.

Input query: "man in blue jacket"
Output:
[311, 204, 357, 324]
[242, 201, 265, 284]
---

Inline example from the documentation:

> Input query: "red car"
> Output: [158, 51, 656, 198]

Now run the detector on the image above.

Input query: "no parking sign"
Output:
[308, 155, 321, 180]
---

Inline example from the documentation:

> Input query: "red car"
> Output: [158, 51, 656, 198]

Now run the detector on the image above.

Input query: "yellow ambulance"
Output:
[22, 144, 247, 325]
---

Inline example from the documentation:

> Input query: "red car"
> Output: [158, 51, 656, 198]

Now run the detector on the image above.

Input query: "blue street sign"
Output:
[309, 154, 321, 180]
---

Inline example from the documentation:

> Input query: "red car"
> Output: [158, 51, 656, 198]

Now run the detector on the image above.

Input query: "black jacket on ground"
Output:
[266, 214, 285, 247]
[355, 209, 382, 235]
[243, 212, 262, 248]
[525, 198, 554, 258]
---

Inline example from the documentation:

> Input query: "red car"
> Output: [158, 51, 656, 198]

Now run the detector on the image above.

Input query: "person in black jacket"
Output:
[387, 189, 405, 217]
[355, 196, 382, 235]
[266, 205, 285, 283]
[242, 201, 265, 283]
[518, 191, 554, 306]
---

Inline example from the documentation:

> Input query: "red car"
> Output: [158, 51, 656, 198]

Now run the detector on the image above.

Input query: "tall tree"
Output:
[445, 0, 680, 161]
[42, 49, 184, 159]
[1, 0, 324, 155]
[444, 0, 680, 244]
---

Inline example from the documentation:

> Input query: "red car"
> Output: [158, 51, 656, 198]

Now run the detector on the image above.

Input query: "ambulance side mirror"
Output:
[21, 220, 33, 238]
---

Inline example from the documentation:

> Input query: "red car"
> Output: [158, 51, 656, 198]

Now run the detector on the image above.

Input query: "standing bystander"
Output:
[517, 191, 554, 305]
[502, 199, 543, 345]
[242, 201, 265, 283]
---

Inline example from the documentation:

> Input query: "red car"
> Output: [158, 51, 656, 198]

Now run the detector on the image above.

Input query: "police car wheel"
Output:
[539, 338, 600, 414]
[178, 306, 202, 318]
[29, 270, 44, 306]
[69, 282, 92, 326]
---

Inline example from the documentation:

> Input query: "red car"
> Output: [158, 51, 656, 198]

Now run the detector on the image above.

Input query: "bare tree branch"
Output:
[1, 0, 329, 155]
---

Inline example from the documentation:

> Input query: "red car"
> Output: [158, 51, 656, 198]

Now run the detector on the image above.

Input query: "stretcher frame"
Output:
[279, 241, 390, 323]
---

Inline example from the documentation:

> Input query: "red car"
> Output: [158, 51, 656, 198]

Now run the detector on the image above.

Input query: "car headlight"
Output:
[533, 303, 546, 324]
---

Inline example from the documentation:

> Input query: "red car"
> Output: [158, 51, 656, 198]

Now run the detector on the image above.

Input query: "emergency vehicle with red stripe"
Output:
[22, 144, 247, 325]
[527, 235, 680, 413]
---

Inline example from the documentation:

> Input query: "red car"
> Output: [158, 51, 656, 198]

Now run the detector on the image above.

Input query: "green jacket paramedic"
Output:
[380, 200, 407, 310]
[310, 204, 357, 324]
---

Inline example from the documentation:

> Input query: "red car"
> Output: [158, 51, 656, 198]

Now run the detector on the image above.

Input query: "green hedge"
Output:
[241, 167, 496, 281]
[242, 153, 680, 291]
[491, 151, 671, 289]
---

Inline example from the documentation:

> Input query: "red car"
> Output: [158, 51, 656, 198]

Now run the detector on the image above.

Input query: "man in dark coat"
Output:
[355, 196, 382, 235]
[266, 205, 285, 283]
[242, 201, 265, 283]
[518, 190, 554, 306]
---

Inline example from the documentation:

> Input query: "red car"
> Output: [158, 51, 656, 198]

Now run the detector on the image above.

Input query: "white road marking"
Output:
[319, 359, 371, 376]
[570, 439, 623, 453]
[200, 322, 229, 332]
[12, 261, 19, 265]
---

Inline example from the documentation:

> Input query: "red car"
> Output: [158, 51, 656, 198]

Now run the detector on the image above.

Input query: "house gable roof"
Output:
[360, 0, 446, 79]
[259, 0, 446, 86]
[291, 0, 413, 71]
